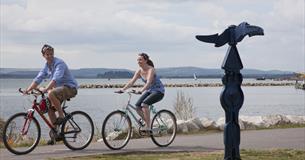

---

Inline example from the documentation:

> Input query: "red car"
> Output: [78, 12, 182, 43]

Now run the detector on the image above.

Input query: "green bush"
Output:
[0, 117, 5, 142]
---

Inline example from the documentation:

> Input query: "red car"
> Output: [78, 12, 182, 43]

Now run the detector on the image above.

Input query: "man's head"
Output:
[41, 44, 54, 54]
[41, 44, 54, 63]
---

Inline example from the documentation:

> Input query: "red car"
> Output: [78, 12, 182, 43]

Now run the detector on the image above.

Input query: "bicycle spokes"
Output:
[151, 110, 177, 147]
[3, 113, 40, 155]
[102, 111, 132, 150]
[61, 111, 94, 150]
[107, 114, 128, 140]
[8, 118, 37, 147]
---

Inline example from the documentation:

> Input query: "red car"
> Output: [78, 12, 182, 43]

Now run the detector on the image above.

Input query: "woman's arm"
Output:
[122, 69, 141, 91]
[139, 68, 154, 93]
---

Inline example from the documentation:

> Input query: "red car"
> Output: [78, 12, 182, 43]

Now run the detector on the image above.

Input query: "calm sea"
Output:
[0, 78, 304, 127]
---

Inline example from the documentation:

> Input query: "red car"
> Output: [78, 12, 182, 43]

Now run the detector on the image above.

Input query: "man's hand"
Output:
[21, 88, 30, 95]
[39, 87, 48, 93]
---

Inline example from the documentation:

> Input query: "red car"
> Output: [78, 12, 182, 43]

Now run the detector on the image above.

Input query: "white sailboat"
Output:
[193, 73, 197, 80]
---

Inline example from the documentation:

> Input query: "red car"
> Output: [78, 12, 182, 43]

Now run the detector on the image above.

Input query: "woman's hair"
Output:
[139, 53, 154, 67]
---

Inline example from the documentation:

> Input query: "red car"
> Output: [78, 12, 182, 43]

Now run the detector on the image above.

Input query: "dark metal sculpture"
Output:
[196, 22, 264, 160]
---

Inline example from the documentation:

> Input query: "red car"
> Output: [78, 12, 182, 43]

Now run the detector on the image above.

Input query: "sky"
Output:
[0, 0, 304, 72]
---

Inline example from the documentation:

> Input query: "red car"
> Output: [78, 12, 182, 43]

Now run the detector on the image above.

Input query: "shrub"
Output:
[173, 91, 195, 120]
[0, 117, 5, 142]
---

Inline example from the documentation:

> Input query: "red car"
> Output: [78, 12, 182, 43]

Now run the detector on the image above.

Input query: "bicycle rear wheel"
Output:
[2, 112, 41, 155]
[102, 110, 132, 150]
[151, 110, 177, 147]
[61, 111, 94, 150]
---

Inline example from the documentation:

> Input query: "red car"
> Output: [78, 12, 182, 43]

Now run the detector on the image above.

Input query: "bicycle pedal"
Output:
[138, 118, 145, 127]
[139, 129, 152, 136]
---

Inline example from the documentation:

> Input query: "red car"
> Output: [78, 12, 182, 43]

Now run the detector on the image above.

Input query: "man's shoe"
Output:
[47, 139, 55, 145]
[55, 133, 64, 141]
[47, 134, 63, 145]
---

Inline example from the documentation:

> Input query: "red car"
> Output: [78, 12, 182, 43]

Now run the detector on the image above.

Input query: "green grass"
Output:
[50, 149, 305, 160]
[256, 123, 305, 130]
[0, 137, 63, 148]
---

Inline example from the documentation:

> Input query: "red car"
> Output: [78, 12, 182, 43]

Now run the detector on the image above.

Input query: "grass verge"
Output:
[49, 149, 305, 160]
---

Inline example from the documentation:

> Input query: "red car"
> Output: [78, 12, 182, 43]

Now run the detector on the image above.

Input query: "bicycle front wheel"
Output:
[102, 110, 132, 150]
[2, 112, 41, 155]
[151, 110, 177, 147]
[61, 111, 94, 150]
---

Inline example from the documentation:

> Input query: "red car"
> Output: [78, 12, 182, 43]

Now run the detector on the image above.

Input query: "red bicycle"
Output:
[2, 88, 94, 155]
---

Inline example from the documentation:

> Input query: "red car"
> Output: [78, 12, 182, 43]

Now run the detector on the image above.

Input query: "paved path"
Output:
[1, 128, 304, 160]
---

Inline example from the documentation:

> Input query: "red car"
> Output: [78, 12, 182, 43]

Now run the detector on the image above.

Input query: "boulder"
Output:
[216, 117, 225, 130]
[286, 115, 305, 124]
[216, 117, 245, 130]
[239, 115, 266, 129]
[177, 120, 188, 133]
[201, 117, 218, 130]
[185, 118, 201, 132]
[261, 114, 290, 127]
[191, 117, 205, 129]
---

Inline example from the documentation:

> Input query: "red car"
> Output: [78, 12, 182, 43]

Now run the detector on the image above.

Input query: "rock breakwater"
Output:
[176, 114, 305, 133]
[79, 82, 295, 89]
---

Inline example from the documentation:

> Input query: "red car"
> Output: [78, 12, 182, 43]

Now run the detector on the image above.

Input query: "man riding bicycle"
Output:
[25, 44, 78, 145]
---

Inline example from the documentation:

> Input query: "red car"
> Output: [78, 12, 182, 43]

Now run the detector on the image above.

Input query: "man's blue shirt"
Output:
[34, 57, 78, 88]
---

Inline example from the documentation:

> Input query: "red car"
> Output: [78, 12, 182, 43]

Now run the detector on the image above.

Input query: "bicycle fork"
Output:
[21, 109, 35, 135]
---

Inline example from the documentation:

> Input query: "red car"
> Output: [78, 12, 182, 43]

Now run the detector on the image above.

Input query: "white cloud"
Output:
[0, 0, 304, 72]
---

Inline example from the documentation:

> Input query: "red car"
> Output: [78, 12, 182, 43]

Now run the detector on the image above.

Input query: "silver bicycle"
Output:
[101, 90, 177, 150]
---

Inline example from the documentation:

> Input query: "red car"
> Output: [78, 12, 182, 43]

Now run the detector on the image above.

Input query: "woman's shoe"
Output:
[140, 126, 152, 135]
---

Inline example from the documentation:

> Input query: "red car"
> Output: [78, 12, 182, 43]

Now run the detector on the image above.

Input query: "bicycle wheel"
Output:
[102, 110, 132, 150]
[151, 110, 177, 147]
[61, 111, 94, 150]
[2, 112, 41, 155]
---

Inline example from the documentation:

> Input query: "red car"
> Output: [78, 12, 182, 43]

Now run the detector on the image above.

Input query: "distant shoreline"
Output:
[0, 66, 296, 80]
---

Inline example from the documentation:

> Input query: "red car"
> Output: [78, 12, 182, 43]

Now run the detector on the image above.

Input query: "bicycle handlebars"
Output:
[19, 88, 45, 98]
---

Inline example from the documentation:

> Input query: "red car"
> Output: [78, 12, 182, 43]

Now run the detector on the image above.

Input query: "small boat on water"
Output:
[193, 73, 197, 80]
[256, 77, 266, 80]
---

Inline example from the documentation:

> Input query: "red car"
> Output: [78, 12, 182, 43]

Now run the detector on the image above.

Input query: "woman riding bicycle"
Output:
[118, 53, 165, 132]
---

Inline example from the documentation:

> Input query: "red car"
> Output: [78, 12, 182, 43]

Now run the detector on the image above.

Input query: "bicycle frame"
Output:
[32, 98, 55, 129]
[119, 92, 157, 127]
[102, 91, 177, 150]
[21, 91, 69, 136]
